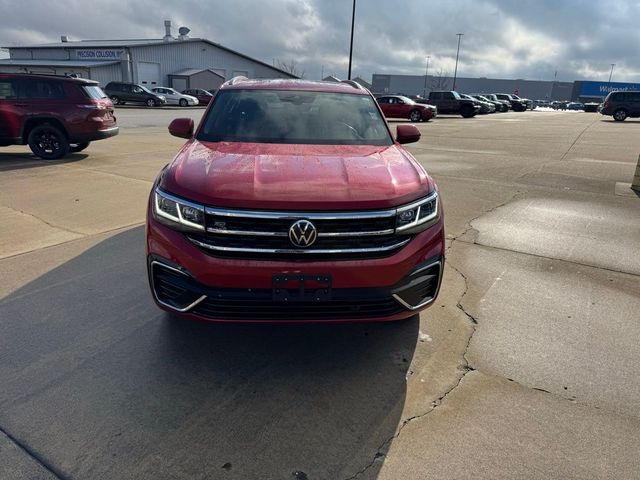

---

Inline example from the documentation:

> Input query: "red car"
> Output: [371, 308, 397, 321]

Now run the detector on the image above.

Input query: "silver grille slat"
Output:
[204, 206, 397, 220]
[189, 237, 411, 255]
[206, 227, 395, 237]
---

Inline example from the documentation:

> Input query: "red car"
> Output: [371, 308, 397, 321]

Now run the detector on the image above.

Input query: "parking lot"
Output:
[1, 109, 639, 479]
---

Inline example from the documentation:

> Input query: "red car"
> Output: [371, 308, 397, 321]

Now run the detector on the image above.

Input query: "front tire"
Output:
[28, 124, 70, 160]
[179, 98, 188, 107]
[461, 104, 475, 118]
[409, 109, 422, 122]
[146, 98, 157, 107]
[613, 109, 627, 121]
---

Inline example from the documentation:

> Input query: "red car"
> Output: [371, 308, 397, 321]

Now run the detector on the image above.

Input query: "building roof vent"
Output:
[163, 20, 174, 42]
[178, 26, 191, 41]
[61, 36, 68, 43]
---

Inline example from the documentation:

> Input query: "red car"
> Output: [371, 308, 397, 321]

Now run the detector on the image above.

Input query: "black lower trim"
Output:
[149, 255, 443, 321]
[71, 127, 119, 143]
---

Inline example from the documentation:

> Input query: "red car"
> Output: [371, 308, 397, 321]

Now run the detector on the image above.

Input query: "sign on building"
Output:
[76, 49, 123, 60]
[580, 81, 640, 97]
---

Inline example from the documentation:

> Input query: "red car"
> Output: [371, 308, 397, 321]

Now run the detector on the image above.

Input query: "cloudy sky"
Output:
[1, 0, 639, 83]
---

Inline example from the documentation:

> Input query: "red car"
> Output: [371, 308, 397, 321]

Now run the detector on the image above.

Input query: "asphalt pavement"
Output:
[0, 109, 639, 479]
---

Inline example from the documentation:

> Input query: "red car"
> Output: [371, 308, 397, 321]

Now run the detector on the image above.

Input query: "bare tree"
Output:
[276, 59, 305, 79]
[429, 68, 451, 90]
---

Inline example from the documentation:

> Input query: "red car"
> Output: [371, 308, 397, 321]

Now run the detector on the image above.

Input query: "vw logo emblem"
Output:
[288, 220, 317, 247]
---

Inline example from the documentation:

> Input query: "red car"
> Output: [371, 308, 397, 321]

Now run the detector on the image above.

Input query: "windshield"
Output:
[197, 89, 393, 146]
[139, 85, 153, 94]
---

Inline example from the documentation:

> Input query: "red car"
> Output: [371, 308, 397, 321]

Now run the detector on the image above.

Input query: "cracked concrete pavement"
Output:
[1, 109, 639, 479]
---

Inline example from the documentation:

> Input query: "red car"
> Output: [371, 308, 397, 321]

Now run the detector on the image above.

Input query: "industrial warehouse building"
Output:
[371, 74, 640, 102]
[0, 21, 295, 90]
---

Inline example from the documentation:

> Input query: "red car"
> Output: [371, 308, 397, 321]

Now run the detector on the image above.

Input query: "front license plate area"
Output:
[272, 274, 332, 302]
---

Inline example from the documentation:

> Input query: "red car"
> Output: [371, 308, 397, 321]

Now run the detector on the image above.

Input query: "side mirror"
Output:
[168, 118, 194, 139]
[396, 124, 421, 144]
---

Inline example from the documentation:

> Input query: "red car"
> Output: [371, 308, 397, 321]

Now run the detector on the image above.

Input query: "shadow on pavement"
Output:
[0, 226, 418, 479]
[0, 151, 87, 172]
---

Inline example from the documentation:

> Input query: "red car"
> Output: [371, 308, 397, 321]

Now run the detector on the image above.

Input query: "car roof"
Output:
[220, 78, 370, 95]
[0, 72, 98, 85]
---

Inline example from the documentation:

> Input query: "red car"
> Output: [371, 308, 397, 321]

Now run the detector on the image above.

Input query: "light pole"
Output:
[347, 0, 356, 80]
[452, 33, 463, 91]
[422, 56, 431, 98]
[608, 63, 615, 83]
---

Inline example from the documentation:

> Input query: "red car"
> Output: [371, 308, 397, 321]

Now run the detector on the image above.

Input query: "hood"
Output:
[160, 141, 433, 210]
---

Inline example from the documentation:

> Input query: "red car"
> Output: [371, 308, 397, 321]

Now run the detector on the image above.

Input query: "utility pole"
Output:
[347, 0, 356, 80]
[452, 33, 463, 91]
[423, 56, 430, 98]
[608, 63, 615, 83]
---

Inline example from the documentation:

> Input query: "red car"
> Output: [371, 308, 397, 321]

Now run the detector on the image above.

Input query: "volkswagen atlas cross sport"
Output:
[146, 77, 444, 323]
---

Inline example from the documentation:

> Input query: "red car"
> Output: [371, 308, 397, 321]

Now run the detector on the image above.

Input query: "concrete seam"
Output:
[0, 426, 68, 480]
[559, 116, 600, 161]
[344, 244, 480, 480]
[456, 239, 640, 279]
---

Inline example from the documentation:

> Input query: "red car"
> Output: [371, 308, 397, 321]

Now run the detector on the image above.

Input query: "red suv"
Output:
[147, 78, 444, 323]
[0, 73, 118, 159]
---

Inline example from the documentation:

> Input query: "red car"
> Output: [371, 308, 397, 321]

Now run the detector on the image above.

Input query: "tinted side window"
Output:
[21, 79, 65, 99]
[377, 97, 389, 104]
[443, 92, 454, 100]
[0, 79, 17, 99]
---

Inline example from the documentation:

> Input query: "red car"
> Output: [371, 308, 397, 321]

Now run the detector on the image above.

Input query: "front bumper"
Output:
[146, 211, 445, 323]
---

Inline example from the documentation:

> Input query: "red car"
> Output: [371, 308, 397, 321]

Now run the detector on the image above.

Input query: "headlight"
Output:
[396, 192, 439, 233]
[154, 188, 205, 231]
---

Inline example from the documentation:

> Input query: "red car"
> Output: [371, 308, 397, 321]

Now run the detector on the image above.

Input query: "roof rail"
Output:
[340, 79, 365, 90]
[223, 75, 249, 87]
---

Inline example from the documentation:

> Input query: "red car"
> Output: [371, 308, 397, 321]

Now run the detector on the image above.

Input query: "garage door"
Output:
[137, 62, 160, 87]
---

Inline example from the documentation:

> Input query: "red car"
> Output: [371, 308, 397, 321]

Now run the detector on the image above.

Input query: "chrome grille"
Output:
[188, 205, 413, 260]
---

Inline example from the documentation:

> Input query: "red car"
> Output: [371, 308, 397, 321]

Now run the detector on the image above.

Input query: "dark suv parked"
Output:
[600, 91, 640, 121]
[104, 82, 167, 107]
[0, 73, 119, 159]
[427, 91, 480, 117]
[495, 93, 527, 112]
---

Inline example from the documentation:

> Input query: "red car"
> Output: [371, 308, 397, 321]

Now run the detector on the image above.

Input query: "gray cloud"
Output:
[1, 0, 638, 82]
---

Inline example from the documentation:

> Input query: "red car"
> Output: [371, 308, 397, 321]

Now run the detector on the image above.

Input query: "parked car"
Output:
[495, 93, 527, 111]
[146, 78, 444, 323]
[470, 94, 507, 112]
[104, 82, 166, 107]
[152, 87, 199, 106]
[482, 94, 510, 111]
[376, 95, 436, 121]
[182, 88, 214, 105]
[427, 90, 480, 117]
[599, 90, 640, 121]
[513, 95, 534, 110]
[460, 93, 495, 114]
[583, 102, 600, 112]
[0, 73, 118, 159]
[551, 100, 569, 110]
[567, 102, 585, 111]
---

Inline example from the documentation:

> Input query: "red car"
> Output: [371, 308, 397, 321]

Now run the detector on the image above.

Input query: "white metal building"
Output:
[0, 21, 296, 89]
